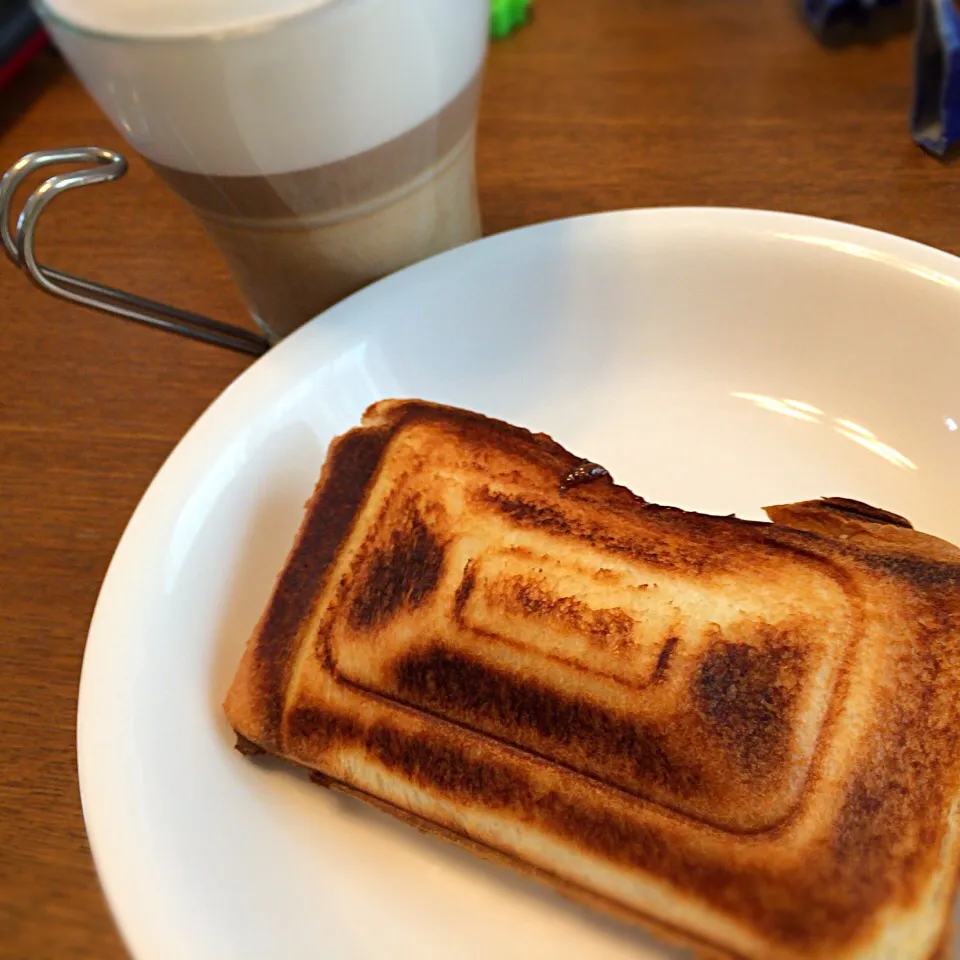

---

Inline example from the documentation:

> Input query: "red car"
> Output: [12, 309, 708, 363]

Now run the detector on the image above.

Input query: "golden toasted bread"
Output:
[224, 399, 960, 960]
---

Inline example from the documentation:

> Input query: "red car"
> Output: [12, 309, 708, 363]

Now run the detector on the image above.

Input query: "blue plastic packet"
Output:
[912, 0, 960, 156]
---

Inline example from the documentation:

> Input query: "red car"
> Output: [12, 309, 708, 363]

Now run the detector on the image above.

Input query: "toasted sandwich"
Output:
[225, 399, 960, 960]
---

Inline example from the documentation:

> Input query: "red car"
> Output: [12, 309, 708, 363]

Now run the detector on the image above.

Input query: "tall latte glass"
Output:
[36, 0, 488, 341]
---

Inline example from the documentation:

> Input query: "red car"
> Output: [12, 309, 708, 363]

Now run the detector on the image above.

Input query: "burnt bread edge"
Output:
[305, 771, 747, 960]
[320, 768, 958, 960]
[766, 498, 960, 591]
[223, 409, 395, 747]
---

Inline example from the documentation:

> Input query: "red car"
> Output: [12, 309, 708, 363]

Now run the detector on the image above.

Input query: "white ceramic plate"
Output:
[79, 208, 960, 960]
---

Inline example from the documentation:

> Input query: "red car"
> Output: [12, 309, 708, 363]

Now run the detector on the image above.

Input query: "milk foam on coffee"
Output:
[40, 0, 489, 339]
[40, 0, 335, 37]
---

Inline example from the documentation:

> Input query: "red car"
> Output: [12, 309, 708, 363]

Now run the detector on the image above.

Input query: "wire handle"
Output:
[0, 146, 269, 356]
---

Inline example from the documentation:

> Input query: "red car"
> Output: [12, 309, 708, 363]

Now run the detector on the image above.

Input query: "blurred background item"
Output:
[490, 0, 532, 39]
[912, 0, 960, 156]
[798, 0, 914, 45]
[0, 0, 48, 92]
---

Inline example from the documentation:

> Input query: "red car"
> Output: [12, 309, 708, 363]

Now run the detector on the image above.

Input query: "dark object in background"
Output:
[0, 0, 47, 91]
[797, 0, 914, 46]
[912, 0, 960, 156]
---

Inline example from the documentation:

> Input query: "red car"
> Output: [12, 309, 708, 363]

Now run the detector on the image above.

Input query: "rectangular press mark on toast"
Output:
[317, 422, 860, 833]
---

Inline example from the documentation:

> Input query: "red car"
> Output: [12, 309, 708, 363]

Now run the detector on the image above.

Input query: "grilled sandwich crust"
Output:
[224, 399, 960, 960]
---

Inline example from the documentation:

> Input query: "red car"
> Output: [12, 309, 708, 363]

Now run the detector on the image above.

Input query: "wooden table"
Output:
[1, 1, 955, 956]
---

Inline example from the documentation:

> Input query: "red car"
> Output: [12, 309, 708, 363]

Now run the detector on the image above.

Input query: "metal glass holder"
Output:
[0, 146, 270, 356]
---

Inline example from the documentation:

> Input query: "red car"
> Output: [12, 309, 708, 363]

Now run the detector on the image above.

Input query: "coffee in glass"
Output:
[37, 0, 489, 340]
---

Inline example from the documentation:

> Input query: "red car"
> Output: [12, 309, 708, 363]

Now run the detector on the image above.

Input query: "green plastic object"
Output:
[490, 0, 531, 39]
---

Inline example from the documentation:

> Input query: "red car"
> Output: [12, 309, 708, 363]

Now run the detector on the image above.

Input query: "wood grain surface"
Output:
[1, 1, 956, 957]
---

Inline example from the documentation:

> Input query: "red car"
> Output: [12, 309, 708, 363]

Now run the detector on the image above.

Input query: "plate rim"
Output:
[77, 206, 960, 960]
